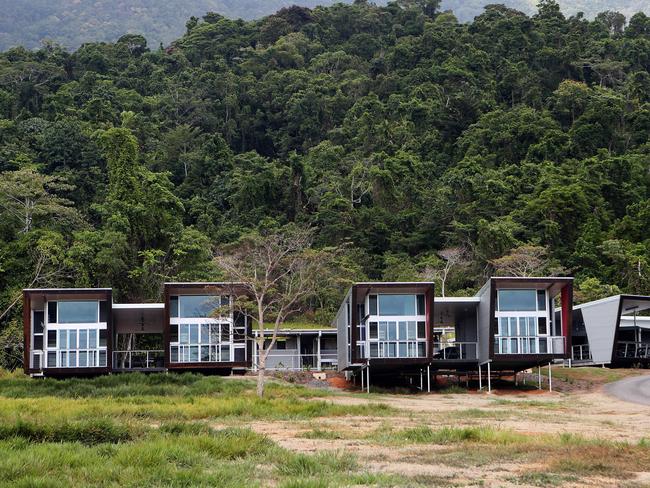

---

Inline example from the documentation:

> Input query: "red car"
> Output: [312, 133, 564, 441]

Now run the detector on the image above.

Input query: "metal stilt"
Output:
[487, 362, 492, 393]
[366, 364, 370, 394]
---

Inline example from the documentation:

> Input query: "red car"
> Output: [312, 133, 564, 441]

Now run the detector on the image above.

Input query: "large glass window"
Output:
[178, 295, 223, 318]
[378, 295, 417, 316]
[49, 326, 104, 368]
[366, 320, 426, 358]
[57, 301, 99, 324]
[497, 290, 537, 312]
[171, 322, 232, 363]
[495, 288, 551, 355]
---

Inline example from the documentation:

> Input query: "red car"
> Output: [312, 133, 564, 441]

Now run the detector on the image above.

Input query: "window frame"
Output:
[363, 293, 427, 360]
[494, 288, 552, 355]
[43, 299, 107, 369]
[169, 294, 236, 364]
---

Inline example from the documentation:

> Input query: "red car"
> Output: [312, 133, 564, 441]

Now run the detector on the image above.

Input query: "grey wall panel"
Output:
[335, 289, 351, 371]
[477, 283, 491, 364]
[581, 297, 621, 364]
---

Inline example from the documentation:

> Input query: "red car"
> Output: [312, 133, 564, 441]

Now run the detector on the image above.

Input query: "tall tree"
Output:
[214, 225, 332, 397]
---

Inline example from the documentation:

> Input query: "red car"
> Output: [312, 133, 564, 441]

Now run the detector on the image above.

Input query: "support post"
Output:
[515, 372, 518, 386]
[427, 364, 431, 393]
[420, 369, 423, 391]
[366, 364, 370, 394]
[478, 364, 482, 391]
[317, 332, 322, 371]
[548, 362, 552, 392]
[252, 332, 258, 372]
[538, 366, 542, 390]
[487, 361, 492, 393]
[297, 334, 301, 369]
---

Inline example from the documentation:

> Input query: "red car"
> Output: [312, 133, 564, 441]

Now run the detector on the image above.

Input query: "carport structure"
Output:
[112, 303, 165, 371]
[571, 295, 650, 366]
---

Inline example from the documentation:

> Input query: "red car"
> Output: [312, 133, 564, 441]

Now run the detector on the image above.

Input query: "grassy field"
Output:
[0, 371, 396, 487]
[1, 369, 649, 487]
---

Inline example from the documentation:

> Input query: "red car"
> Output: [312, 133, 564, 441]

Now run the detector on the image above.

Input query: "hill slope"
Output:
[0, 0, 648, 50]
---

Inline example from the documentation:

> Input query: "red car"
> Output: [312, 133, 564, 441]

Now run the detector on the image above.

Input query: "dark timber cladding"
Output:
[350, 282, 435, 369]
[489, 277, 573, 370]
[23, 288, 113, 375]
[163, 282, 251, 370]
[611, 295, 650, 365]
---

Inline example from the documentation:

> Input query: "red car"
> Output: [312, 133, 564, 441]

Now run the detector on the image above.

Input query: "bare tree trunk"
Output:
[257, 354, 266, 398]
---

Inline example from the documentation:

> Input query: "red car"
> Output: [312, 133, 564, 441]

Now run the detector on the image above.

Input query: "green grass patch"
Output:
[300, 428, 346, 440]
[276, 450, 357, 477]
[0, 372, 402, 486]
[373, 425, 528, 445]
[0, 371, 324, 399]
[491, 398, 568, 409]
[0, 372, 397, 425]
[549, 366, 643, 385]
[0, 427, 391, 487]
[452, 408, 509, 420]
[0, 418, 135, 445]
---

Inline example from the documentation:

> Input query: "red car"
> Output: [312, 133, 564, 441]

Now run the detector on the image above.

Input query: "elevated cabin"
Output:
[571, 295, 650, 366]
[24, 288, 112, 376]
[164, 283, 252, 372]
[335, 282, 435, 378]
[477, 277, 573, 372]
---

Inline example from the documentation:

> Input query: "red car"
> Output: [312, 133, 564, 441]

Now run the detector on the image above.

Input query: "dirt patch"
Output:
[327, 375, 354, 390]
[226, 385, 650, 487]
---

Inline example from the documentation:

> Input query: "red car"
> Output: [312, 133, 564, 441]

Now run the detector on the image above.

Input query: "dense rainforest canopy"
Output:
[1, 0, 650, 366]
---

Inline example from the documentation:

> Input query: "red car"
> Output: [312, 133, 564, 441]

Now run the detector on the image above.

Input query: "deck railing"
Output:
[494, 336, 565, 355]
[432, 342, 478, 360]
[113, 350, 165, 370]
[572, 344, 592, 361]
[615, 342, 650, 359]
[256, 352, 338, 371]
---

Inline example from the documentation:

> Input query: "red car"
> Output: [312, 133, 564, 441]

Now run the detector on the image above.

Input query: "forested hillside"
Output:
[0, 0, 332, 51]
[1, 0, 650, 366]
[1, 0, 649, 50]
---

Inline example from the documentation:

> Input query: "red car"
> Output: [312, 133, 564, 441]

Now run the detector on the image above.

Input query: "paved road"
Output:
[605, 374, 650, 406]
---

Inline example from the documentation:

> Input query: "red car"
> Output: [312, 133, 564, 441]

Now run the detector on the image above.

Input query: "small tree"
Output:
[419, 247, 467, 297]
[214, 225, 330, 397]
[490, 244, 566, 277]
